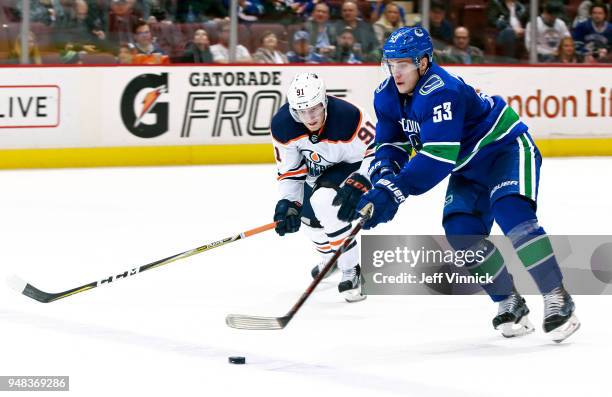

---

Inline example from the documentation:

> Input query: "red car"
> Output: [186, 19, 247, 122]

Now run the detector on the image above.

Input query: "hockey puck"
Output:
[228, 356, 246, 365]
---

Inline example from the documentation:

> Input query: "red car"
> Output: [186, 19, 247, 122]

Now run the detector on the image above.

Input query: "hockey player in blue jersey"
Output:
[352, 27, 580, 342]
[271, 72, 376, 302]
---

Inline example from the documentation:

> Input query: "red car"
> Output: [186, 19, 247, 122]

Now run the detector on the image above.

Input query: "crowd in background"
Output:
[1, 0, 610, 65]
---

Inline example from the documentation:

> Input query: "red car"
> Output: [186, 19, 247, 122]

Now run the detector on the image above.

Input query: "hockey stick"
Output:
[225, 203, 373, 330]
[7, 221, 277, 303]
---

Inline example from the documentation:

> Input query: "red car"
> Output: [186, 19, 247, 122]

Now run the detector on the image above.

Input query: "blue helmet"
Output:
[382, 26, 433, 66]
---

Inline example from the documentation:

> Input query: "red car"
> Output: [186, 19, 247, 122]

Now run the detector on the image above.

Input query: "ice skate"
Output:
[492, 290, 535, 338]
[338, 265, 366, 302]
[543, 285, 580, 343]
[311, 261, 338, 279]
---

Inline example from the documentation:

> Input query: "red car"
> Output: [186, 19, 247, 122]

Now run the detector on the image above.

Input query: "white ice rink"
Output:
[1, 158, 611, 397]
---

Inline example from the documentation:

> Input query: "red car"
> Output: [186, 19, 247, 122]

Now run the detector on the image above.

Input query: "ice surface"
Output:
[0, 158, 610, 397]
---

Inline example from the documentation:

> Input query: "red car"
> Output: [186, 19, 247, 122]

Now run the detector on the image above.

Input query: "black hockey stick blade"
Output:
[225, 314, 292, 330]
[225, 203, 373, 331]
[6, 275, 95, 303]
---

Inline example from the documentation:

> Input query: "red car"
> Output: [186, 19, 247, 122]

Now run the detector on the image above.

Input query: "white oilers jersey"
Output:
[271, 96, 376, 203]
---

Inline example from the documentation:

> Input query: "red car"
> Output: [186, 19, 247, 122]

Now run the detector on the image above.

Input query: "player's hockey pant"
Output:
[301, 162, 361, 272]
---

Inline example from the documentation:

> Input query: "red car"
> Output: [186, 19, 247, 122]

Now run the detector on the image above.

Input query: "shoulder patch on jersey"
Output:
[376, 77, 391, 94]
[419, 74, 444, 96]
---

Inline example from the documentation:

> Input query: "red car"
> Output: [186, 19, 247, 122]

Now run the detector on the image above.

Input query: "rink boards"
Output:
[0, 64, 610, 168]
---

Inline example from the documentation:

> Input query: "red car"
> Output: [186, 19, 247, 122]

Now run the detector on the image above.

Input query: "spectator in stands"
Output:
[181, 28, 214, 63]
[573, 1, 593, 28]
[241, 0, 265, 21]
[210, 22, 253, 63]
[117, 43, 134, 64]
[525, 2, 570, 62]
[53, 0, 108, 55]
[370, 0, 406, 25]
[373, 2, 406, 46]
[573, 2, 612, 63]
[83, 0, 108, 41]
[15, 0, 60, 26]
[429, 1, 453, 45]
[333, 27, 363, 63]
[130, 20, 165, 55]
[554, 37, 582, 63]
[289, 0, 315, 19]
[437, 26, 484, 64]
[305, 2, 337, 57]
[175, 0, 227, 22]
[286, 30, 328, 63]
[487, 0, 529, 58]
[107, 0, 142, 48]
[260, 0, 295, 23]
[253, 31, 289, 63]
[334, 0, 379, 61]
[8, 31, 42, 64]
[221, 0, 264, 22]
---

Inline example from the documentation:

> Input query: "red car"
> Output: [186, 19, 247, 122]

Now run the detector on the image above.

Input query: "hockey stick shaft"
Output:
[226, 204, 373, 330]
[9, 221, 277, 303]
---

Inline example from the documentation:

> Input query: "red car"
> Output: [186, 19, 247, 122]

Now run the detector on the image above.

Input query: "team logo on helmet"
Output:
[414, 28, 424, 37]
[388, 30, 403, 43]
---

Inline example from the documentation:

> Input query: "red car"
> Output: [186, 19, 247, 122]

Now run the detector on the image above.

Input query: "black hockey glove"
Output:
[274, 199, 302, 236]
[332, 173, 372, 222]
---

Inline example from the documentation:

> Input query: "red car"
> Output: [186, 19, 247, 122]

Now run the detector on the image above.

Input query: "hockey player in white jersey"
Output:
[271, 72, 376, 302]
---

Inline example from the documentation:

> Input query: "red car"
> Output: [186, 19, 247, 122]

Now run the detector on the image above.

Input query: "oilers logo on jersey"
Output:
[302, 149, 333, 177]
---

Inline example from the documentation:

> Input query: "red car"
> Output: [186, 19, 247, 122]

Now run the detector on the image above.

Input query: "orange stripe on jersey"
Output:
[277, 168, 307, 180]
[318, 110, 363, 145]
[330, 237, 347, 247]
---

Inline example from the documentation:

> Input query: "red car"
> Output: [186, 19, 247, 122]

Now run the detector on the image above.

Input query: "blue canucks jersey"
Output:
[372, 62, 529, 195]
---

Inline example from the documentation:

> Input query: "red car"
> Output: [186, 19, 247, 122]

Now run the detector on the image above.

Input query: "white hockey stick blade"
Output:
[225, 314, 290, 330]
[6, 275, 27, 294]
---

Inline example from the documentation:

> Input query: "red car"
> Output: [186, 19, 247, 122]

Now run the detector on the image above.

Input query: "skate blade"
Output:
[342, 284, 367, 303]
[499, 315, 535, 338]
[549, 314, 581, 343]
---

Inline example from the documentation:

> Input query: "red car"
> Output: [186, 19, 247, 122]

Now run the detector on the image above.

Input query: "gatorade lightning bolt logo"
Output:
[120, 73, 169, 138]
[134, 85, 168, 128]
